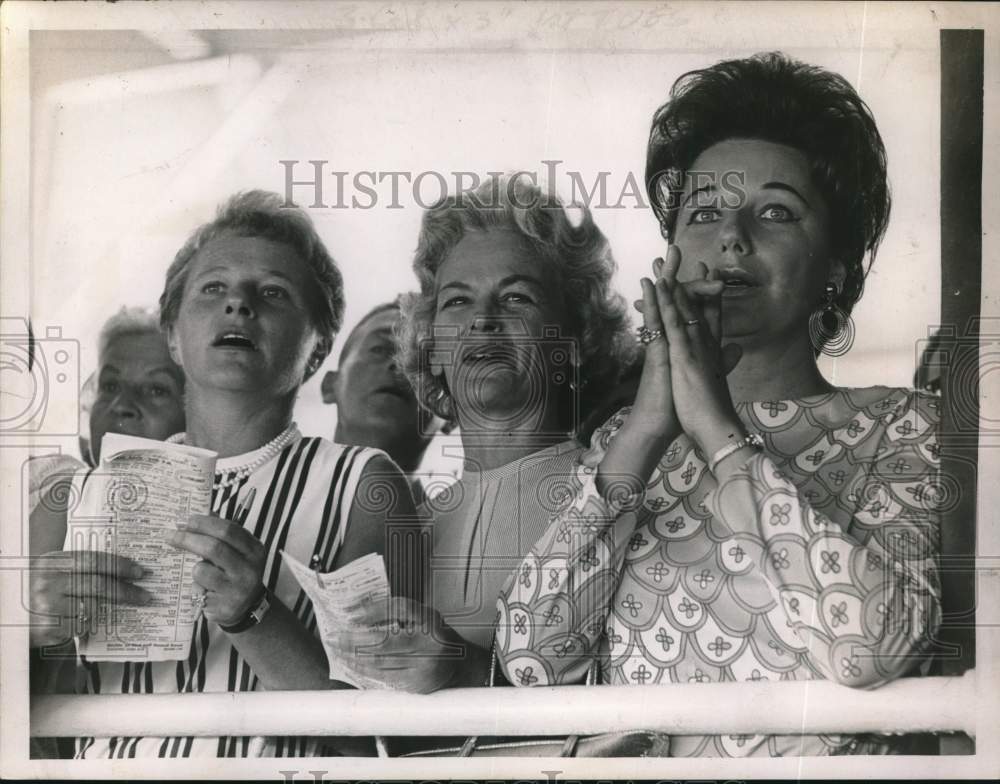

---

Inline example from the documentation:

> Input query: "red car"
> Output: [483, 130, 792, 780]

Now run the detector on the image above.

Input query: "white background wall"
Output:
[26, 11, 943, 452]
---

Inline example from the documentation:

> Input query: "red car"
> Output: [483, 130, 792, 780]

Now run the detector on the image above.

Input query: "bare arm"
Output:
[339, 454, 424, 601]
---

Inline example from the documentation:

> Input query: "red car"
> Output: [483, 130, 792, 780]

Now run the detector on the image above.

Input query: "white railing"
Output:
[32, 672, 976, 739]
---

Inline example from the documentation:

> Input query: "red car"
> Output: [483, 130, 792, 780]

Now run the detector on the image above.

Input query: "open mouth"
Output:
[374, 384, 413, 401]
[719, 268, 758, 292]
[212, 331, 258, 350]
[462, 344, 514, 363]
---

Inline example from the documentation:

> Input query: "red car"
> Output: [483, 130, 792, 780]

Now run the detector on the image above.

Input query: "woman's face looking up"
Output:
[168, 233, 323, 397]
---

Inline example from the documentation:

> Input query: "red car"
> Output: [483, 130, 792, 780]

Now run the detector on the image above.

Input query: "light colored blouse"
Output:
[496, 387, 941, 756]
[421, 440, 584, 652]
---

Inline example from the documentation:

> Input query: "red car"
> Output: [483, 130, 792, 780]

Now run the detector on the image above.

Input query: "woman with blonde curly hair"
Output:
[398, 173, 635, 662]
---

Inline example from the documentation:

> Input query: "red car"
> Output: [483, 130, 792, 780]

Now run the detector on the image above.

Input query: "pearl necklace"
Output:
[166, 424, 300, 490]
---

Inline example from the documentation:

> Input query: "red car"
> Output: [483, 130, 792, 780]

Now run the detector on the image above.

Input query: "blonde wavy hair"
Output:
[397, 173, 635, 434]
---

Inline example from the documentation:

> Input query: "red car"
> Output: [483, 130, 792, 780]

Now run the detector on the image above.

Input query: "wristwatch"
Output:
[220, 585, 271, 634]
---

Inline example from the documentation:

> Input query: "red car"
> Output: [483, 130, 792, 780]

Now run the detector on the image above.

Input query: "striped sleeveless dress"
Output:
[74, 433, 380, 758]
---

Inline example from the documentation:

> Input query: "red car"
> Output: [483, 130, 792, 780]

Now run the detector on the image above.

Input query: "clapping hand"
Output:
[597, 246, 740, 503]
[632, 245, 741, 446]
[643, 245, 744, 456]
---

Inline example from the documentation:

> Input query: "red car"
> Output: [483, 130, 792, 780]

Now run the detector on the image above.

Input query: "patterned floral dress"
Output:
[496, 387, 941, 756]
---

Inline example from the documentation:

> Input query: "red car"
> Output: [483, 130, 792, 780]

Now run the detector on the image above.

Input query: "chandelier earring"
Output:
[430, 385, 453, 420]
[808, 282, 855, 357]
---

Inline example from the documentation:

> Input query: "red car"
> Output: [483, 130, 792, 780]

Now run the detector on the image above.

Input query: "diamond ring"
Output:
[635, 326, 664, 345]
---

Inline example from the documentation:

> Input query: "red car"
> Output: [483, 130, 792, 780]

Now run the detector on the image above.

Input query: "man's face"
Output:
[328, 309, 427, 448]
[89, 331, 186, 462]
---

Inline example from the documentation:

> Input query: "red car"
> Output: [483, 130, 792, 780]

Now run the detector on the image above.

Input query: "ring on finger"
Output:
[683, 318, 700, 326]
[635, 326, 664, 345]
[192, 590, 208, 610]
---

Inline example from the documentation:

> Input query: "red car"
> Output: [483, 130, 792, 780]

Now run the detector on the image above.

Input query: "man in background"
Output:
[31, 306, 186, 548]
[322, 301, 442, 504]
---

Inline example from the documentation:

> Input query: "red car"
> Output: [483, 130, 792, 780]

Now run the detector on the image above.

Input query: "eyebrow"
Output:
[99, 365, 180, 380]
[437, 281, 473, 295]
[438, 274, 545, 294]
[191, 266, 294, 282]
[682, 181, 812, 209]
[682, 184, 717, 208]
[499, 274, 544, 289]
[191, 265, 228, 278]
[147, 367, 183, 379]
[761, 181, 811, 207]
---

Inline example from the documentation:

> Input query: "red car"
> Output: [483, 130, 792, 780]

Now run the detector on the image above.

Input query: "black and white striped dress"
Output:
[74, 434, 381, 758]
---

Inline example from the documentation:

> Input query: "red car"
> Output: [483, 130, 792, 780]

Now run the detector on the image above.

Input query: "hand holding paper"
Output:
[28, 550, 151, 648]
[169, 509, 266, 627]
[64, 432, 217, 661]
[284, 552, 456, 692]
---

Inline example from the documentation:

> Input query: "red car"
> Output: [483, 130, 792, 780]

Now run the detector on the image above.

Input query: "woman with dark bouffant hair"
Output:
[498, 52, 942, 757]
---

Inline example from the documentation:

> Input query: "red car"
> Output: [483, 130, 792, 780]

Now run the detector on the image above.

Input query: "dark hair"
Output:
[645, 51, 891, 318]
[398, 173, 635, 431]
[159, 190, 344, 345]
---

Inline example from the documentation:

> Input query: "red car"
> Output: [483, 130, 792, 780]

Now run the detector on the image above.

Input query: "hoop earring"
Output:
[565, 350, 587, 392]
[431, 386, 453, 421]
[808, 283, 855, 357]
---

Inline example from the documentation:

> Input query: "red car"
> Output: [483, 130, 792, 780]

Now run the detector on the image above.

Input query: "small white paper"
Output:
[283, 551, 391, 688]
[65, 433, 217, 662]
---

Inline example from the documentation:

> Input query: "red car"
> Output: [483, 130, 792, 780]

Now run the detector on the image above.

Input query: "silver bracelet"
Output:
[708, 432, 764, 473]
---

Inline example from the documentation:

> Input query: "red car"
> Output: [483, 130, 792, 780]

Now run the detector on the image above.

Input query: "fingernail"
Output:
[130, 564, 146, 580]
